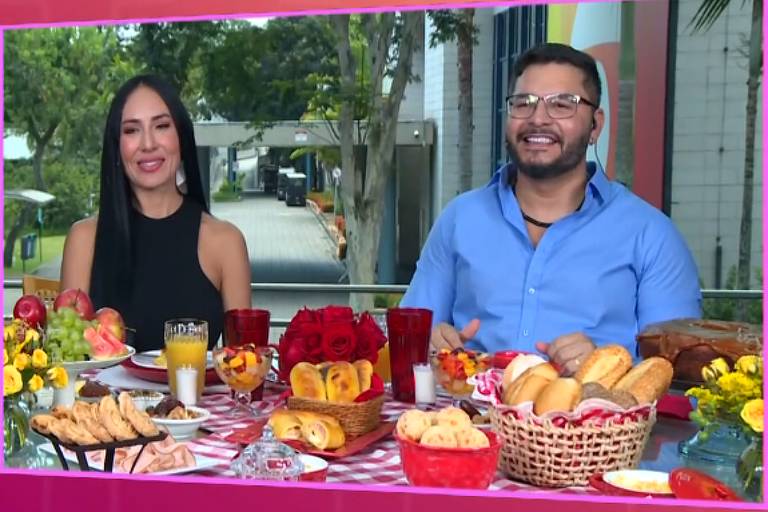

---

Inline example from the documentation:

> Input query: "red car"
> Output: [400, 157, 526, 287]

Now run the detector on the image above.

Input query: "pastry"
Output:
[51, 405, 73, 421]
[30, 414, 57, 435]
[533, 378, 583, 415]
[99, 396, 138, 441]
[434, 407, 472, 429]
[454, 427, 490, 449]
[396, 409, 432, 442]
[581, 382, 638, 409]
[573, 345, 632, 389]
[419, 425, 458, 448]
[118, 392, 160, 437]
[502, 354, 547, 391]
[301, 417, 346, 450]
[47, 418, 76, 444]
[503, 373, 554, 406]
[268, 409, 304, 440]
[613, 357, 674, 404]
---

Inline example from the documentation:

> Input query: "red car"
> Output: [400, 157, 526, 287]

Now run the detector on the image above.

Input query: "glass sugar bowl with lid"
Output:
[231, 425, 305, 481]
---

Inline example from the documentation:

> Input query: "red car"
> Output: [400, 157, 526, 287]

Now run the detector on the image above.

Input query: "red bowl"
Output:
[492, 350, 533, 369]
[395, 430, 501, 489]
[298, 454, 328, 482]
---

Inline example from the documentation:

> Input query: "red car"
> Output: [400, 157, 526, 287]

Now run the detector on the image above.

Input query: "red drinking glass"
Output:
[386, 308, 433, 403]
[224, 309, 271, 400]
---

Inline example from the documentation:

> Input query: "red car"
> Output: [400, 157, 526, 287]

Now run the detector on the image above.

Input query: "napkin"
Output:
[656, 394, 693, 420]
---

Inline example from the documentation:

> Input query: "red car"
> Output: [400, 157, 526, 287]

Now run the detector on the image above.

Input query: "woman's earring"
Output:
[176, 165, 188, 194]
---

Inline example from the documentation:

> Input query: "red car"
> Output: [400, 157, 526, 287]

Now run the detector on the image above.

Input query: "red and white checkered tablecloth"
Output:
[84, 370, 597, 494]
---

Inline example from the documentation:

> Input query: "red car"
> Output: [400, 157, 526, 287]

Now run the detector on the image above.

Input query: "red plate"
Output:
[121, 359, 222, 385]
[669, 469, 742, 501]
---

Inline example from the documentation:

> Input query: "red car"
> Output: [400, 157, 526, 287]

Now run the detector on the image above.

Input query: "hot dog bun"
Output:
[533, 378, 583, 415]
[613, 357, 674, 404]
[502, 363, 559, 405]
[502, 354, 547, 392]
[573, 345, 633, 389]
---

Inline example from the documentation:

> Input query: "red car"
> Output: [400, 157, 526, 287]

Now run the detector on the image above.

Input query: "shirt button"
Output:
[528, 287, 535, 294]
[523, 330, 529, 336]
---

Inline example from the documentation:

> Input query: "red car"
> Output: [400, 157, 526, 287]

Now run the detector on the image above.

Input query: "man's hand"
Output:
[535, 332, 595, 376]
[430, 319, 481, 351]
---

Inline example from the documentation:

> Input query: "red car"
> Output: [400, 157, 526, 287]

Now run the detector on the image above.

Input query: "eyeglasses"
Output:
[506, 93, 598, 119]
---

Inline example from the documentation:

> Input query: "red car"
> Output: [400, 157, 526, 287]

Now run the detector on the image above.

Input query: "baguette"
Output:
[573, 345, 633, 389]
[613, 357, 674, 405]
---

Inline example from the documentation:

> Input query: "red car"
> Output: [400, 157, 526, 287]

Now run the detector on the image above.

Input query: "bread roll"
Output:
[502, 363, 558, 405]
[301, 417, 346, 450]
[269, 409, 304, 440]
[573, 345, 632, 389]
[434, 407, 473, 429]
[420, 425, 458, 448]
[502, 354, 547, 391]
[454, 427, 490, 448]
[533, 378, 582, 415]
[613, 357, 674, 404]
[396, 409, 432, 442]
[581, 382, 638, 409]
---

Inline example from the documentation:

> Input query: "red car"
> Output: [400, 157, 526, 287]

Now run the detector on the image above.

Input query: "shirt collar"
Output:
[489, 161, 610, 204]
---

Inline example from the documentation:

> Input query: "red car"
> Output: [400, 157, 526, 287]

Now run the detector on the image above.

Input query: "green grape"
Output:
[61, 338, 74, 353]
[68, 331, 81, 345]
[63, 317, 75, 329]
[77, 341, 91, 356]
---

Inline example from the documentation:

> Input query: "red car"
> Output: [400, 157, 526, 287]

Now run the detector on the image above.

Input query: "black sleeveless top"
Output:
[106, 198, 224, 352]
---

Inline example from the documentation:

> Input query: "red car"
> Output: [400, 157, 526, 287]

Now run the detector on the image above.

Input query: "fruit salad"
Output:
[212, 345, 273, 393]
[432, 348, 491, 397]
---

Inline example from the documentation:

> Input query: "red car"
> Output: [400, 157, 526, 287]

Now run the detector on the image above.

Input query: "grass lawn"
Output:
[3, 234, 66, 278]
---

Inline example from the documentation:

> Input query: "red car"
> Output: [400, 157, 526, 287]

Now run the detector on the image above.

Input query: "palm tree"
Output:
[691, 0, 763, 320]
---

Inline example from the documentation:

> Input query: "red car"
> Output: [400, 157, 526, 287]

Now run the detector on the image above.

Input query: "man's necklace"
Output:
[520, 196, 586, 229]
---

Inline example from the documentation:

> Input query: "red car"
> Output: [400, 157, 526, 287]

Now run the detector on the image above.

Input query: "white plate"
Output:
[603, 470, 673, 495]
[60, 346, 136, 373]
[40, 442, 222, 476]
[131, 350, 214, 370]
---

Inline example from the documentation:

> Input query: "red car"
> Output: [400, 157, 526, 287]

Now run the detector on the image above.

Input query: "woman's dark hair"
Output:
[90, 74, 208, 308]
[509, 43, 602, 107]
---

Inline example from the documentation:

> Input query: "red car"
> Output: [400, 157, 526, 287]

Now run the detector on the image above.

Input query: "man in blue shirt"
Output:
[400, 43, 702, 375]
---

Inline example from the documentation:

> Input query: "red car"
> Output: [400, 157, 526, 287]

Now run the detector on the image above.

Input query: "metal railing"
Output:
[3, 279, 763, 326]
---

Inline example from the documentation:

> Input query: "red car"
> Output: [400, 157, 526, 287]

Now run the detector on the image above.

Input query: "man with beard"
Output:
[400, 43, 701, 375]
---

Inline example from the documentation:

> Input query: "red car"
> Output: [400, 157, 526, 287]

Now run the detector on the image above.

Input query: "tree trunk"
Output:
[4, 204, 34, 268]
[735, 0, 762, 320]
[457, 8, 474, 193]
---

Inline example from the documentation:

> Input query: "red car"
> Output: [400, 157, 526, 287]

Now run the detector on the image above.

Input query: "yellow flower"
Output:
[47, 367, 68, 389]
[24, 328, 40, 345]
[31, 349, 48, 369]
[741, 399, 764, 433]
[4, 324, 16, 342]
[4, 365, 23, 396]
[709, 357, 730, 377]
[28, 374, 44, 393]
[702, 365, 718, 382]
[13, 353, 30, 371]
[735, 355, 762, 376]
[3, 349, 8, 366]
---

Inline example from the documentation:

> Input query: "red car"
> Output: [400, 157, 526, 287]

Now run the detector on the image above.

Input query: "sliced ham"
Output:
[85, 436, 197, 474]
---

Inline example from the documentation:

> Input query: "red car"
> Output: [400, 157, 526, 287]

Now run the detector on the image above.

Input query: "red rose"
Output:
[321, 322, 357, 361]
[278, 333, 312, 381]
[320, 305, 354, 325]
[297, 333, 324, 362]
[354, 312, 387, 363]
[285, 307, 321, 338]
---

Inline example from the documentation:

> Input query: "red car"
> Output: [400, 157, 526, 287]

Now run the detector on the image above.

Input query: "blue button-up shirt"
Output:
[400, 163, 702, 356]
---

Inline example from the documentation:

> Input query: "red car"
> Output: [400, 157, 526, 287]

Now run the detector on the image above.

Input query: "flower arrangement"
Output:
[4, 319, 68, 397]
[278, 305, 387, 381]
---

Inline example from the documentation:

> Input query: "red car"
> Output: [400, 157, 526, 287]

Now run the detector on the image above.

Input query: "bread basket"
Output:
[490, 400, 656, 488]
[287, 394, 385, 439]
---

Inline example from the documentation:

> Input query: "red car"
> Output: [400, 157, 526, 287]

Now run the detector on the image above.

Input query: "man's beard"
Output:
[506, 131, 590, 181]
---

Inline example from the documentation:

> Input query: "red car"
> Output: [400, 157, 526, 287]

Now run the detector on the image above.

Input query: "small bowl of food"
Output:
[431, 348, 491, 403]
[601, 470, 674, 497]
[127, 390, 165, 412]
[147, 396, 210, 441]
[77, 380, 113, 403]
[298, 454, 329, 482]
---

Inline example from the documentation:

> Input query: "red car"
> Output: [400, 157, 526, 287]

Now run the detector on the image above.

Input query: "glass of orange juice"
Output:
[164, 319, 208, 400]
[373, 343, 391, 383]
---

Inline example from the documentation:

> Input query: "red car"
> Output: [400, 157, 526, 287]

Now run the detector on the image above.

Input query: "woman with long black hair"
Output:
[60, 74, 251, 352]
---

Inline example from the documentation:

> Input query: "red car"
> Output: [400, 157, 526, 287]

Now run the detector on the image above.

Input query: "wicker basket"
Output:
[287, 395, 385, 438]
[489, 405, 657, 488]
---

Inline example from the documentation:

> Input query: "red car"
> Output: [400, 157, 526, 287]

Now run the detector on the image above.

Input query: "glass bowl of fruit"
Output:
[431, 348, 491, 406]
[212, 344, 275, 417]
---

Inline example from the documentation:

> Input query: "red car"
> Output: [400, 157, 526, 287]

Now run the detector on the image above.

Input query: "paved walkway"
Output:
[5, 194, 349, 335]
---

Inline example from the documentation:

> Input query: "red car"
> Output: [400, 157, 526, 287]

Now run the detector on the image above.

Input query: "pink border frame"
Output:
[2, 1, 766, 511]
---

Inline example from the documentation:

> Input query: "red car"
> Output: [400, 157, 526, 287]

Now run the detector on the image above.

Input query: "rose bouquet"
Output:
[278, 305, 386, 381]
